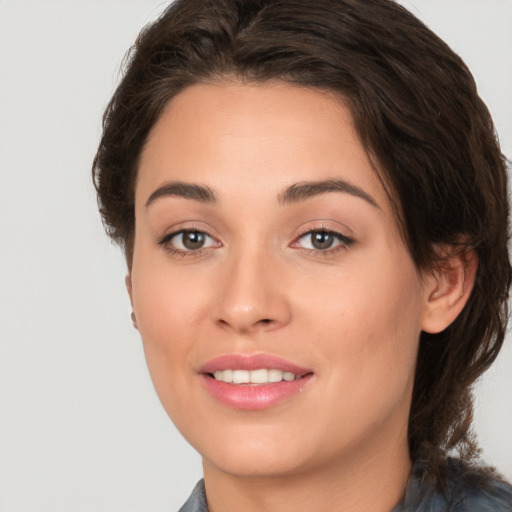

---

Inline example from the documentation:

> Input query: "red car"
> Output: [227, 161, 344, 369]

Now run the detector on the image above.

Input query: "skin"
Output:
[127, 81, 474, 512]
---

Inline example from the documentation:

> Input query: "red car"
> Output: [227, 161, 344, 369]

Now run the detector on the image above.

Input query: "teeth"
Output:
[250, 369, 268, 384]
[268, 369, 283, 382]
[233, 370, 250, 384]
[213, 370, 227, 382]
[212, 369, 301, 384]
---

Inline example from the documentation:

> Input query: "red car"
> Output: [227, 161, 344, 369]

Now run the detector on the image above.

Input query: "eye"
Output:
[295, 229, 354, 251]
[160, 230, 219, 252]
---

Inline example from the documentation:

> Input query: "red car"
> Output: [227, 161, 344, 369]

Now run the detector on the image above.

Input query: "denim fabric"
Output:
[178, 459, 512, 511]
[178, 480, 207, 512]
[392, 459, 512, 512]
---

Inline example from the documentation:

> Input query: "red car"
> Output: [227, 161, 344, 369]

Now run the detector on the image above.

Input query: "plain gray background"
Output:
[1, 1, 511, 510]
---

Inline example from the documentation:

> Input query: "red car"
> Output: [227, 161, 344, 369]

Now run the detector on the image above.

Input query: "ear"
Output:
[125, 273, 138, 330]
[125, 273, 134, 305]
[421, 248, 477, 334]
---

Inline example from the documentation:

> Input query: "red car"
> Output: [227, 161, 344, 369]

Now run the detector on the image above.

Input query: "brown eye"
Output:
[181, 231, 207, 250]
[310, 231, 335, 250]
[295, 229, 354, 252]
[161, 230, 219, 253]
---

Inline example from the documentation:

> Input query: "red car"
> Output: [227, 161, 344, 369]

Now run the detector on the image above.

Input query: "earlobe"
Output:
[421, 249, 477, 334]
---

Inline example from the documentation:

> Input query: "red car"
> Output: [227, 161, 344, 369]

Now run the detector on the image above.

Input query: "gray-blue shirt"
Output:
[178, 459, 512, 511]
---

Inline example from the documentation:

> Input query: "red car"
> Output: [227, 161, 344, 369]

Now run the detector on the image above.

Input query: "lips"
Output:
[199, 354, 314, 410]
[200, 353, 311, 374]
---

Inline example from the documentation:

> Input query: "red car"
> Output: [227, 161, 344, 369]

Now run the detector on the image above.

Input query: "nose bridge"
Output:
[215, 240, 291, 332]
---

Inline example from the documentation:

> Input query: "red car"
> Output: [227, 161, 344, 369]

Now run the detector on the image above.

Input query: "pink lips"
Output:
[199, 354, 313, 410]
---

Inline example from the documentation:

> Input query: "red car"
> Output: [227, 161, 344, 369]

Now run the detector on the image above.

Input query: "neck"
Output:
[203, 433, 411, 512]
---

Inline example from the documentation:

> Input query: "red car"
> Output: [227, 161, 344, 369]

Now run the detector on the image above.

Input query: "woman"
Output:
[92, 0, 512, 510]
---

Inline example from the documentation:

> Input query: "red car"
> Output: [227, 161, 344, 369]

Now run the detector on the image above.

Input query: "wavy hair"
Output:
[92, 0, 511, 482]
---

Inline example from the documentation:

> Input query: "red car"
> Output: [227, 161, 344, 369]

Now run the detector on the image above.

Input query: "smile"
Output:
[212, 369, 302, 384]
[200, 354, 314, 409]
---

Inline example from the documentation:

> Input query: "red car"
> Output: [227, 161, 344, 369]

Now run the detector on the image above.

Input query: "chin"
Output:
[187, 421, 317, 478]
[203, 447, 312, 479]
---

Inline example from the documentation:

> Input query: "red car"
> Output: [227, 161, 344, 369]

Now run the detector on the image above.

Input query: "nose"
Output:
[213, 248, 292, 334]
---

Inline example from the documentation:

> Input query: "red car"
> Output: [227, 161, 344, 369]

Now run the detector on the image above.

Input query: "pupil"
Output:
[183, 231, 205, 250]
[312, 232, 333, 250]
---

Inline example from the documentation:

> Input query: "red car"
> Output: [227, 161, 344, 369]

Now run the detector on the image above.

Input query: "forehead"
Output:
[136, 80, 392, 217]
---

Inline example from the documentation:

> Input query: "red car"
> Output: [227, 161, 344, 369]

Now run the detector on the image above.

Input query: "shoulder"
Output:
[178, 480, 208, 512]
[447, 460, 512, 511]
[401, 458, 512, 511]
[460, 482, 512, 511]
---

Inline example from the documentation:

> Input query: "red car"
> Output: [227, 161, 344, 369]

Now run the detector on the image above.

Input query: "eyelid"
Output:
[157, 224, 222, 256]
[166, 230, 217, 249]
[156, 222, 354, 257]
[157, 221, 217, 243]
[295, 229, 353, 246]
[291, 224, 355, 254]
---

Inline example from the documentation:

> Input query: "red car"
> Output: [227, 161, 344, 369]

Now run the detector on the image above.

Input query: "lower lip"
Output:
[200, 374, 313, 410]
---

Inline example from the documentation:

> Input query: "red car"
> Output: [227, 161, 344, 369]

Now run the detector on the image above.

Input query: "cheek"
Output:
[131, 246, 212, 336]
[292, 272, 422, 461]
[132, 286, 207, 440]
[129, 256, 209, 405]
[300, 247, 424, 400]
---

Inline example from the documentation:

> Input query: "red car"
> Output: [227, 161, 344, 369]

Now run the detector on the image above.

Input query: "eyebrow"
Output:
[278, 179, 380, 208]
[145, 178, 379, 209]
[145, 181, 217, 207]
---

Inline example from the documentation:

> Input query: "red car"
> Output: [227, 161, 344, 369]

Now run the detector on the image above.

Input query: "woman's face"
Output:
[129, 81, 433, 479]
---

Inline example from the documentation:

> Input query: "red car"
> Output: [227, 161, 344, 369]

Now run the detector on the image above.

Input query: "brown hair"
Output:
[92, 0, 511, 481]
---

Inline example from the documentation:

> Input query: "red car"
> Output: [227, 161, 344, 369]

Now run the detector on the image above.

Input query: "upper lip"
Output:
[199, 353, 312, 375]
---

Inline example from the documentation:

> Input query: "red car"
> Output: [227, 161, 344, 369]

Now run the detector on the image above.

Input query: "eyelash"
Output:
[158, 227, 355, 258]
[292, 227, 355, 256]
[158, 228, 219, 258]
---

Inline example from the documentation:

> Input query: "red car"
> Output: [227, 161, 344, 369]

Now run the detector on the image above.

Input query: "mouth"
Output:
[209, 368, 310, 384]
[199, 354, 314, 409]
